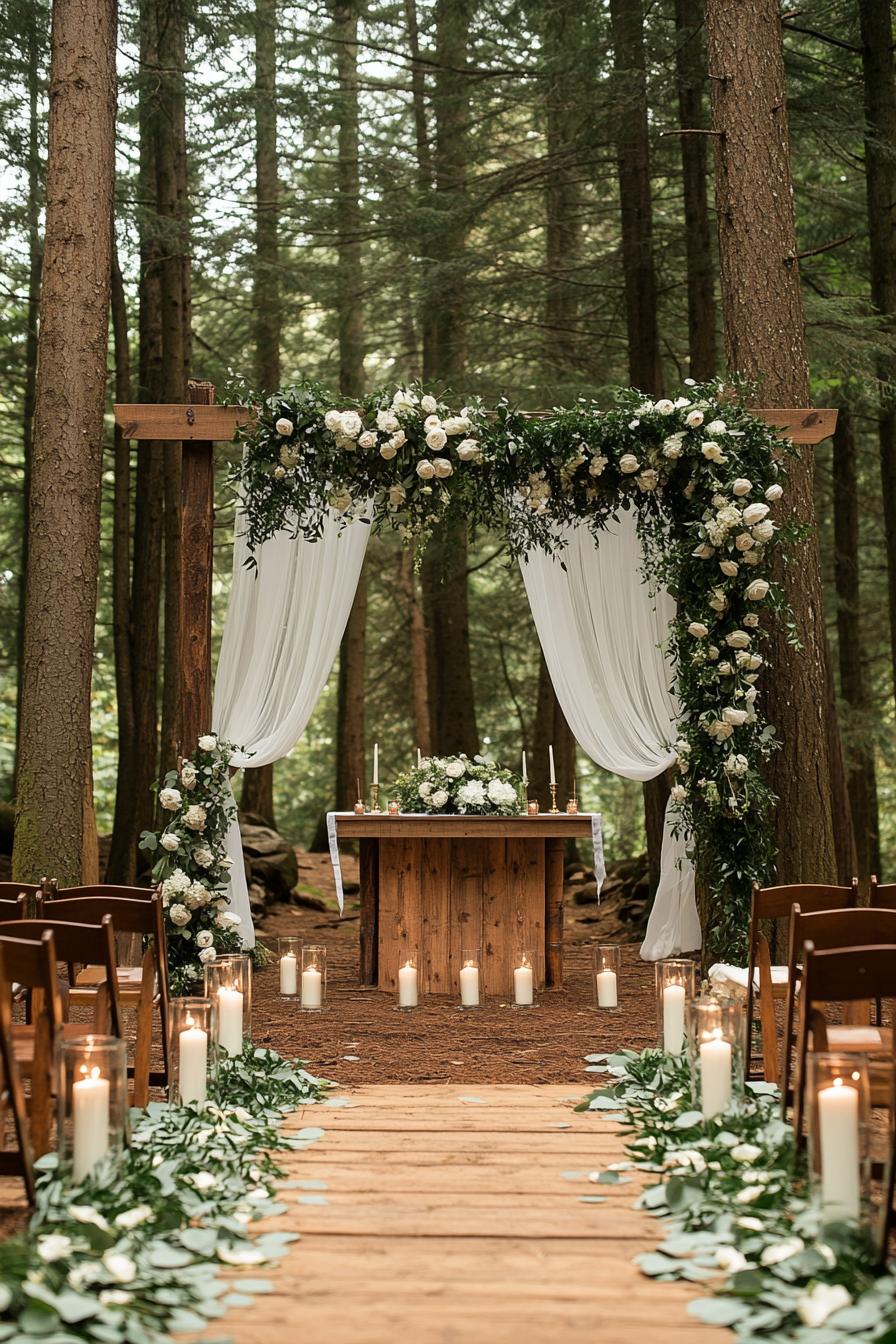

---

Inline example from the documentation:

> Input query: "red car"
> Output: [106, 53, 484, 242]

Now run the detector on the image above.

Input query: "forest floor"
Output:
[251, 850, 661, 1086]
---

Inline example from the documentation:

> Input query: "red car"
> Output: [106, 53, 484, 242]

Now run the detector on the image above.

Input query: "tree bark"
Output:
[705, 0, 837, 886]
[673, 0, 717, 379]
[13, 0, 117, 885]
[239, 0, 281, 829]
[832, 404, 881, 878]
[399, 549, 431, 755]
[422, 530, 479, 754]
[858, 0, 896, 705]
[405, 0, 437, 382]
[530, 653, 575, 810]
[543, 3, 581, 380]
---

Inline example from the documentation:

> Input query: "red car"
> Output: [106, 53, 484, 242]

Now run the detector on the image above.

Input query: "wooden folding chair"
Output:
[0, 930, 62, 1156]
[871, 877, 896, 911]
[782, 905, 896, 1112]
[745, 880, 858, 1084]
[0, 884, 43, 918]
[0, 918, 122, 1039]
[793, 942, 896, 1139]
[47, 896, 169, 1105]
[0, 943, 36, 1201]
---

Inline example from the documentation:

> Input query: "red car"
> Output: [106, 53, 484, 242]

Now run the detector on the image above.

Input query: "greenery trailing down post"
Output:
[233, 378, 802, 961]
[0, 1046, 331, 1342]
[579, 1050, 895, 1339]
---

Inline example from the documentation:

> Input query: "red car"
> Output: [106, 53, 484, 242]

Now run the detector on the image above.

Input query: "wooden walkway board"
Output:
[206, 1084, 728, 1344]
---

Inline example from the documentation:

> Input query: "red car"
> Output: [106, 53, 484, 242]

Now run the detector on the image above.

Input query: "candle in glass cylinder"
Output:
[663, 983, 686, 1055]
[217, 986, 243, 1056]
[460, 961, 480, 1007]
[279, 952, 298, 996]
[818, 1076, 860, 1221]
[596, 969, 618, 1008]
[302, 965, 323, 1009]
[178, 1015, 208, 1106]
[72, 1066, 110, 1182]
[398, 961, 418, 1008]
[513, 959, 534, 1006]
[699, 1028, 732, 1118]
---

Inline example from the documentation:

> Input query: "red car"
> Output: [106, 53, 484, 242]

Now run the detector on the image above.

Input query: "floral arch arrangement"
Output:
[233, 379, 797, 959]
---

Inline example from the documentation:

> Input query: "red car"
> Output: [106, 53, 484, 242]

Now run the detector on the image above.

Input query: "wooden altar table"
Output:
[334, 814, 595, 996]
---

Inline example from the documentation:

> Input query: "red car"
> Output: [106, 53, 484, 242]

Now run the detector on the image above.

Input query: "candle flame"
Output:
[833, 1076, 844, 1089]
[463, 959, 475, 969]
[185, 1013, 194, 1028]
[78, 1064, 102, 1081]
[402, 960, 414, 971]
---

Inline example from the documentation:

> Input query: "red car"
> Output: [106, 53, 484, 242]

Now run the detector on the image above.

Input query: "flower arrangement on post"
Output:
[140, 733, 244, 995]
[392, 754, 522, 816]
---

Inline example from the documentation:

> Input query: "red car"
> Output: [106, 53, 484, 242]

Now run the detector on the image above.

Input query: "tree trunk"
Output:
[336, 575, 367, 810]
[239, 0, 281, 829]
[13, 0, 116, 885]
[157, 0, 190, 770]
[106, 237, 139, 884]
[832, 404, 881, 878]
[530, 653, 575, 809]
[399, 549, 431, 754]
[543, 3, 581, 379]
[405, 0, 437, 382]
[705, 0, 837, 886]
[422, 530, 479, 754]
[673, 0, 717, 379]
[858, 0, 896, 705]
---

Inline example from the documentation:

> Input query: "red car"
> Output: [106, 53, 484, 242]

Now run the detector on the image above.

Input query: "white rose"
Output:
[618, 453, 640, 474]
[340, 410, 362, 439]
[159, 787, 182, 811]
[183, 804, 207, 831]
[457, 439, 481, 462]
[431, 789, 449, 808]
[701, 441, 724, 462]
[706, 419, 727, 435]
[114, 1205, 153, 1231]
[376, 408, 400, 434]
[726, 630, 751, 648]
[198, 946, 217, 964]
[388, 484, 406, 508]
[166, 868, 191, 893]
[196, 930, 214, 948]
[390, 429, 406, 450]
[486, 778, 516, 806]
[180, 761, 196, 788]
[687, 622, 709, 638]
[392, 388, 418, 412]
[745, 579, 769, 601]
[216, 911, 241, 929]
[324, 409, 342, 432]
[662, 436, 684, 458]
[637, 469, 658, 491]
[420, 394, 438, 415]
[719, 560, 739, 577]
[734, 531, 755, 551]
[379, 442, 397, 460]
[692, 543, 714, 559]
[685, 409, 704, 428]
[275, 417, 293, 436]
[273, 466, 286, 479]
[654, 399, 675, 414]
[670, 784, 686, 803]
[432, 457, 453, 478]
[416, 459, 436, 479]
[722, 707, 748, 726]
[418, 782, 432, 799]
[589, 454, 608, 475]
[724, 754, 750, 776]
[161, 833, 180, 852]
[731, 478, 752, 496]
[709, 589, 728, 612]
[707, 720, 734, 741]
[425, 427, 448, 451]
[760, 1237, 804, 1267]
[742, 502, 769, 525]
[752, 519, 775, 542]
[358, 431, 377, 450]
[442, 416, 467, 436]
[279, 443, 299, 468]
[715, 1246, 749, 1273]
[329, 487, 353, 512]
[796, 1284, 852, 1329]
[717, 661, 733, 676]
[444, 759, 466, 778]
[743, 613, 760, 628]
[765, 483, 783, 501]
[198, 734, 217, 751]
[169, 903, 190, 926]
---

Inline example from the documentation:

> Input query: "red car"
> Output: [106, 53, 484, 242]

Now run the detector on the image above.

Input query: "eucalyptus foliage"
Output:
[0, 1047, 330, 1343]
[580, 1050, 895, 1339]
[234, 378, 800, 959]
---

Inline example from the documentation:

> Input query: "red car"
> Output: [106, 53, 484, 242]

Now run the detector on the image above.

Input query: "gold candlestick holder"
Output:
[549, 783, 559, 813]
[370, 782, 382, 814]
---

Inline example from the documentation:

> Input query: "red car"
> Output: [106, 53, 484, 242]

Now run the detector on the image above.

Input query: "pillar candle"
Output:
[72, 1067, 110, 1182]
[460, 962, 480, 1007]
[548, 744, 556, 786]
[513, 962, 534, 1006]
[818, 1078, 860, 1221]
[521, 750, 528, 786]
[373, 742, 379, 785]
[178, 1019, 208, 1106]
[596, 969, 618, 1008]
[398, 961, 418, 1007]
[662, 983, 686, 1055]
[699, 1031, 732, 1119]
[417, 748, 422, 768]
[217, 986, 243, 1056]
[279, 953, 298, 995]
[302, 966, 323, 1009]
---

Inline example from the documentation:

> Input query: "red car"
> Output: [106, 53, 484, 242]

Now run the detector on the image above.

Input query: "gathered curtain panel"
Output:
[520, 510, 700, 959]
[212, 510, 371, 945]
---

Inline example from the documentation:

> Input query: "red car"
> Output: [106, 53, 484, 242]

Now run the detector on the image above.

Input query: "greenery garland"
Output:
[233, 378, 800, 960]
[392, 754, 523, 815]
[0, 1047, 330, 1342]
[580, 1050, 894, 1338]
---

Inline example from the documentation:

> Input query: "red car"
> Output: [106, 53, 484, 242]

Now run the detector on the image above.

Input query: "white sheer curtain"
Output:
[213, 511, 370, 946]
[520, 510, 700, 959]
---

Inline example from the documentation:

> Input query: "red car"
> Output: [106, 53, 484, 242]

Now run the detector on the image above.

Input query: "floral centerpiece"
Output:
[139, 733, 245, 994]
[392, 754, 522, 816]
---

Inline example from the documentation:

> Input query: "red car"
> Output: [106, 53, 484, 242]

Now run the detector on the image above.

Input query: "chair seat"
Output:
[825, 1025, 893, 1052]
[709, 962, 792, 996]
[71, 965, 154, 1007]
[11, 1021, 96, 1067]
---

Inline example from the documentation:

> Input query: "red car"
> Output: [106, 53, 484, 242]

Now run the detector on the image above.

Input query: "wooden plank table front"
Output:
[334, 814, 594, 996]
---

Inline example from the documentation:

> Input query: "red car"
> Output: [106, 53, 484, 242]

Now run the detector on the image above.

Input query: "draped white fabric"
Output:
[520, 511, 700, 959]
[213, 512, 371, 946]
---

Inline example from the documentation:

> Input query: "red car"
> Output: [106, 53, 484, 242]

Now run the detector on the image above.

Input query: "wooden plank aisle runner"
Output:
[204, 1085, 731, 1344]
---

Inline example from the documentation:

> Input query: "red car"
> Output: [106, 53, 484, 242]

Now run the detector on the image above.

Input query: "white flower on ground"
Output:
[726, 630, 751, 648]
[218, 1245, 267, 1266]
[715, 1246, 749, 1273]
[796, 1283, 852, 1328]
[420, 394, 438, 415]
[619, 453, 640, 474]
[358, 431, 377, 450]
[161, 833, 180, 852]
[702, 441, 725, 462]
[457, 438, 481, 462]
[444, 760, 466, 778]
[416, 459, 436, 480]
[430, 789, 449, 808]
[198, 734, 217, 751]
[189, 1170, 217, 1191]
[339, 410, 362, 439]
[685, 409, 704, 428]
[736, 1185, 764, 1203]
[324, 409, 342, 433]
[688, 622, 709, 638]
[745, 579, 770, 601]
[169, 903, 191, 926]
[274, 417, 293, 436]
[760, 1237, 805, 1267]
[159, 787, 182, 811]
[180, 761, 197, 789]
[183, 804, 207, 831]
[114, 1205, 153, 1231]
[765, 483, 783, 501]
[38, 1234, 74, 1263]
[102, 1252, 137, 1284]
[731, 478, 752, 496]
[426, 427, 448, 451]
[432, 457, 453, 478]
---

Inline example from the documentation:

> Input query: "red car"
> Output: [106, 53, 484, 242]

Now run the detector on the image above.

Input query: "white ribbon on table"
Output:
[591, 812, 606, 897]
[326, 812, 346, 915]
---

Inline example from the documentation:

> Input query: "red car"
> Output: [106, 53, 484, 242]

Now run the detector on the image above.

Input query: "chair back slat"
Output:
[0, 918, 121, 1038]
[50, 884, 154, 902]
[0, 943, 35, 1201]
[47, 897, 154, 936]
[0, 895, 29, 922]
[0, 883, 42, 901]
[870, 877, 896, 911]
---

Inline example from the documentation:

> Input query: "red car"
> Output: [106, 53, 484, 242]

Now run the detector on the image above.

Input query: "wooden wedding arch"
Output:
[113, 382, 838, 756]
